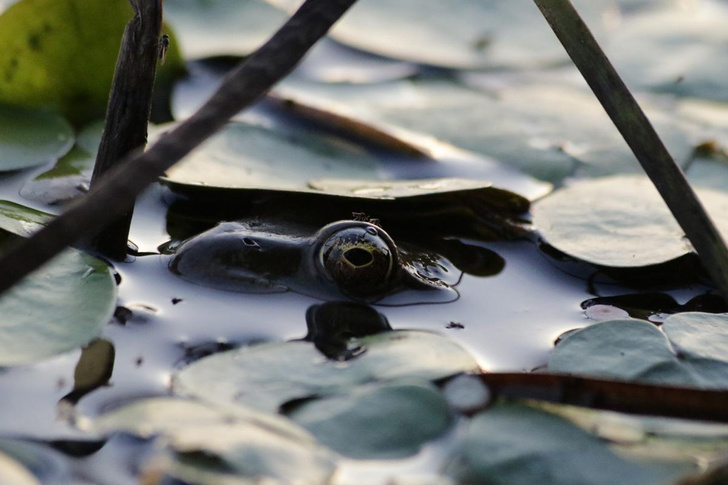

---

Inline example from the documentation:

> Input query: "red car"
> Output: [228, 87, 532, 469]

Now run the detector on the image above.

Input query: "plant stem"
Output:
[533, 0, 728, 300]
[89, 0, 163, 260]
[476, 372, 728, 422]
[0, 0, 357, 294]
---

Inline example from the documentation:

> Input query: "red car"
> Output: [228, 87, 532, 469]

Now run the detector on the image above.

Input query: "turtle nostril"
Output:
[344, 248, 373, 267]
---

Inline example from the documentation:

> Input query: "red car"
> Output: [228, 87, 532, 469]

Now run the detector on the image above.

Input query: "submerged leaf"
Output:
[532, 175, 728, 268]
[0, 104, 73, 171]
[174, 330, 480, 412]
[92, 397, 337, 484]
[548, 313, 728, 388]
[288, 381, 453, 459]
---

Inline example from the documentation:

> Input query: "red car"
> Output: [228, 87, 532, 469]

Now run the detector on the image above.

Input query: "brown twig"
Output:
[89, 0, 163, 260]
[478, 372, 728, 423]
[533, 0, 728, 301]
[0, 0, 357, 293]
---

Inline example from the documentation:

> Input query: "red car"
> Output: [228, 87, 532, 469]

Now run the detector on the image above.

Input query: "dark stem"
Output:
[0, 0, 357, 294]
[89, 0, 163, 260]
[533, 0, 728, 301]
[477, 372, 728, 422]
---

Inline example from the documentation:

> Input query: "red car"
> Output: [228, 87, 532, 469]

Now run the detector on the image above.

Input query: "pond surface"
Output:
[0, 1, 726, 482]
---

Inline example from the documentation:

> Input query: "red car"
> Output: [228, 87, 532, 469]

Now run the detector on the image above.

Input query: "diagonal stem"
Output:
[534, 0, 728, 300]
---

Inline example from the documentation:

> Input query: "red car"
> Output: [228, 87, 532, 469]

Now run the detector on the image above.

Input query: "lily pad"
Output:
[608, 0, 728, 102]
[0, 201, 116, 365]
[0, 201, 51, 237]
[548, 313, 728, 388]
[0, 248, 116, 366]
[174, 330, 480, 412]
[92, 397, 337, 484]
[164, 0, 287, 59]
[277, 80, 693, 183]
[531, 175, 728, 268]
[269, 0, 613, 70]
[162, 121, 383, 192]
[19, 117, 102, 204]
[0, 104, 73, 171]
[0, 0, 183, 123]
[446, 403, 686, 485]
[288, 381, 453, 460]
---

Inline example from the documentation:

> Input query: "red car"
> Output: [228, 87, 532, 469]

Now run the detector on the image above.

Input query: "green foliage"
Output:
[0, 0, 183, 124]
[549, 313, 728, 388]
[288, 381, 453, 459]
[174, 330, 480, 412]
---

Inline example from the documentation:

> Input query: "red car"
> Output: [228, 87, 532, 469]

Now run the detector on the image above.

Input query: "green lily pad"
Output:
[92, 397, 337, 484]
[269, 0, 613, 69]
[0, 104, 73, 171]
[446, 403, 681, 485]
[164, 0, 286, 59]
[608, 1, 728, 102]
[0, 0, 183, 124]
[548, 313, 728, 388]
[531, 175, 728, 268]
[0, 248, 116, 366]
[20, 119, 103, 204]
[288, 381, 453, 460]
[162, 120, 384, 192]
[0, 201, 51, 237]
[19, 147, 93, 205]
[277, 80, 693, 183]
[174, 330, 480, 412]
[0, 201, 116, 365]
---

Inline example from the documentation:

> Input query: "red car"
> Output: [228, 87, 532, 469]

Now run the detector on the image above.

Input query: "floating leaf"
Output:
[288, 381, 453, 460]
[0, 104, 72, 171]
[608, 1, 728, 102]
[446, 403, 680, 485]
[532, 175, 728, 268]
[0, 202, 116, 365]
[0, 0, 184, 123]
[277, 80, 693, 183]
[0, 201, 51, 237]
[269, 0, 613, 69]
[174, 330, 480, 412]
[0, 249, 116, 366]
[164, 0, 286, 59]
[92, 397, 337, 484]
[162, 121, 383, 192]
[548, 313, 728, 388]
[20, 120, 102, 204]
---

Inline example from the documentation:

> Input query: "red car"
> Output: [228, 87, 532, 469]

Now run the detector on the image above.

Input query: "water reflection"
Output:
[304, 302, 392, 361]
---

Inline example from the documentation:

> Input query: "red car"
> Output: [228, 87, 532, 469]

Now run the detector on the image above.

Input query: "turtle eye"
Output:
[318, 223, 398, 298]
